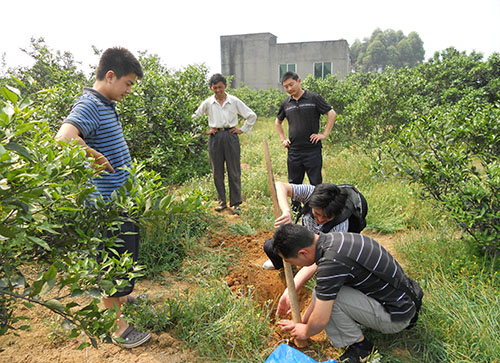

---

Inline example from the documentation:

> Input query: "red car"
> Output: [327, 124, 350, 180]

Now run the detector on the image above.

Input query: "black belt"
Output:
[216, 127, 232, 131]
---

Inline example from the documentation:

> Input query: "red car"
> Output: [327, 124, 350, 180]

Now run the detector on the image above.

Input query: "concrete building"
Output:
[220, 32, 351, 90]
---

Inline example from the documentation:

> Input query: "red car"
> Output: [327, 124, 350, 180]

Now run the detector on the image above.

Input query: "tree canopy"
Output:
[350, 28, 425, 72]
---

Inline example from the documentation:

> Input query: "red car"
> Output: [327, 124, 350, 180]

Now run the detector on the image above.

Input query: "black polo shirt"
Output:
[277, 90, 332, 152]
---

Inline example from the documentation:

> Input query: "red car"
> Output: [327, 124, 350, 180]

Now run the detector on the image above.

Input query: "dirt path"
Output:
[0, 228, 396, 363]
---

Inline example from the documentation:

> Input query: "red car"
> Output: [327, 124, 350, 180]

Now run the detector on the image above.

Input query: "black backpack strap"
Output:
[327, 199, 354, 228]
[294, 203, 309, 224]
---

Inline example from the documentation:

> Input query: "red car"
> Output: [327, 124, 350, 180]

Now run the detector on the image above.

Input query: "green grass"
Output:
[382, 226, 500, 362]
[138, 207, 214, 280]
[170, 281, 273, 362]
[135, 116, 499, 362]
[181, 245, 235, 282]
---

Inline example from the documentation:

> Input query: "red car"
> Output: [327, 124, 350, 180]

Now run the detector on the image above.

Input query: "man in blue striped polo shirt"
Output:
[56, 47, 150, 349]
[273, 224, 421, 363]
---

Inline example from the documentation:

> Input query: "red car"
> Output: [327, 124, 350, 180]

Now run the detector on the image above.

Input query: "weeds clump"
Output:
[123, 283, 273, 362]
[388, 227, 500, 361]
[122, 296, 176, 333]
[139, 203, 213, 280]
[228, 222, 256, 235]
[170, 281, 273, 362]
[181, 245, 235, 282]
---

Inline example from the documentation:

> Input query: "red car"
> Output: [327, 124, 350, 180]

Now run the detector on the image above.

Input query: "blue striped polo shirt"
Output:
[64, 87, 132, 201]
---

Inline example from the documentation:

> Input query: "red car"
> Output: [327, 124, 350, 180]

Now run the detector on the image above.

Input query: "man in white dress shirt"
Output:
[193, 74, 257, 215]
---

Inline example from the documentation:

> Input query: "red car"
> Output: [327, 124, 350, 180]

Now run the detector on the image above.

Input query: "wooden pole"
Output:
[263, 139, 307, 348]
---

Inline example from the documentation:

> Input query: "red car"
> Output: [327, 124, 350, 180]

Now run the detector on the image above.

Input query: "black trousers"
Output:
[102, 219, 140, 297]
[287, 148, 323, 186]
[208, 130, 242, 207]
[263, 238, 284, 270]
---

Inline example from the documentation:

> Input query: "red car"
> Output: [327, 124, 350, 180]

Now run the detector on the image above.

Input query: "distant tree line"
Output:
[350, 28, 425, 72]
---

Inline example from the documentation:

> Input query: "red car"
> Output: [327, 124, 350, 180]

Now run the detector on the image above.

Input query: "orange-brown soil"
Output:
[0, 226, 395, 363]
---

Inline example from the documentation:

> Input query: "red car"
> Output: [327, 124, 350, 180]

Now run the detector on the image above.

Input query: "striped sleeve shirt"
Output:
[314, 232, 416, 322]
[291, 184, 349, 234]
[63, 88, 132, 201]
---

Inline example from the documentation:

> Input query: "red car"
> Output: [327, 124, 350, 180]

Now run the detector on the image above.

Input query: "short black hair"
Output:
[272, 224, 315, 259]
[209, 73, 227, 86]
[96, 47, 143, 81]
[309, 183, 347, 219]
[281, 71, 299, 84]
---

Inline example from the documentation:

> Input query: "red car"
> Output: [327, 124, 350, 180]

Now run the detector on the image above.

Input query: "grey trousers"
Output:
[208, 130, 242, 207]
[316, 286, 412, 347]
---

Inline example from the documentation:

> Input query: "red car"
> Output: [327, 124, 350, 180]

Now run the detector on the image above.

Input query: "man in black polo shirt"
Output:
[273, 224, 421, 363]
[276, 72, 336, 186]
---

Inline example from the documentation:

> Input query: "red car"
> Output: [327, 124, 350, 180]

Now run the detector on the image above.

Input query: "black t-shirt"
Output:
[314, 233, 417, 322]
[277, 90, 332, 152]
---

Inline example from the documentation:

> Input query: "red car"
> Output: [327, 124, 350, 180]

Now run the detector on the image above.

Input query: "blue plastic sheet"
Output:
[265, 344, 337, 363]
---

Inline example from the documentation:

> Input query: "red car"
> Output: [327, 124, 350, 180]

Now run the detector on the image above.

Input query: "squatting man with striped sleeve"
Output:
[273, 224, 423, 363]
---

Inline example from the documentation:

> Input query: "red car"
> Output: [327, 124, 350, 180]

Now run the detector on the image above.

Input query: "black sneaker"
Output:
[339, 339, 375, 363]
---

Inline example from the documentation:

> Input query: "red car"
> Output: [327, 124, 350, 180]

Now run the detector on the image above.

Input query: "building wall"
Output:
[221, 33, 351, 90]
[221, 33, 277, 89]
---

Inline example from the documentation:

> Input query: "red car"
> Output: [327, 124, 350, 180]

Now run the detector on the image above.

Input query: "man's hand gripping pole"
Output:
[263, 140, 307, 348]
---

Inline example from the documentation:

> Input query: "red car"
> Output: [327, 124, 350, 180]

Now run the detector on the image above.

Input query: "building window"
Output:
[279, 63, 296, 82]
[314, 62, 332, 79]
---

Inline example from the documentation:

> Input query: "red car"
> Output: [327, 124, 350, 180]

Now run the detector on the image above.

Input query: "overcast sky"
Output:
[1, 0, 499, 76]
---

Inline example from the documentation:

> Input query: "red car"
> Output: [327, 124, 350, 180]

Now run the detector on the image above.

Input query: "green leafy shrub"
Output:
[4, 38, 89, 133]
[119, 55, 212, 183]
[228, 84, 284, 117]
[417, 48, 500, 106]
[0, 83, 184, 347]
[338, 67, 427, 146]
[301, 49, 500, 149]
[1, 83, 117, 346]
[385, 102, 500, 255]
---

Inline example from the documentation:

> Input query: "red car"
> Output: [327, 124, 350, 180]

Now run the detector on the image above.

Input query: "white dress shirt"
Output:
[193, 93, 257, 133]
